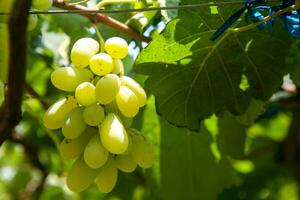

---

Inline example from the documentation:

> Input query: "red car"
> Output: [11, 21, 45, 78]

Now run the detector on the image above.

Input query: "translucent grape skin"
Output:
[89, 53, 114, 76]
[104, 37, 128, 59]
[43, 96, 77, 130]
[75, 82, 96, 106]
[95, 159, 118, 193]
[83, 104, 105, 126]
[32, 0, 53, 10]
[62, 107, 87, 139]
[99, 113, 128, 154]
[66, 157, 100, 193]
[84, 134, 109, 169]
[95, 74, 121, 104]
[131, 134, 155, 169]
[112, 59, 124, 76]
[71, 37, 99, 68]
[59, 126, 96, 160]
[115, 154, 137, 173]
[116, 86, 139, 118]
[51, 67, 93, 92]
[121, 76, 147, 107]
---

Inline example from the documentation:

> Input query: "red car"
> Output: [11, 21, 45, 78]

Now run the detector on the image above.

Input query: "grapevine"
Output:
[43, 36, 155, 193]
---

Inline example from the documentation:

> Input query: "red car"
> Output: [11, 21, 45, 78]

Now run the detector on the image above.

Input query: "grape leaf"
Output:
[135, 8, 292, 131]
[218, 116, 247, 159]
[160, 119, 239, 200]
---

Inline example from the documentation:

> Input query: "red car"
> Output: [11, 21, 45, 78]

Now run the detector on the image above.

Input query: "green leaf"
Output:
[217, 115, 247, 159]
[232, 98, 265, 126]
[141, 96, 161, 199]
[160, 119, 236, 200]
[135, 9, 292, 130]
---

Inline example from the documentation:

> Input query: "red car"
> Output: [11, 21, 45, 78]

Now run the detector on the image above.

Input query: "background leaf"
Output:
[160, 119, 238, 200]
[135, 7, 292, 130]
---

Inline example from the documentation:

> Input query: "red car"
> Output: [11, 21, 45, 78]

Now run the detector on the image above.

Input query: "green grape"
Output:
[95, 74, 121, 104]
[75, 82, 96, 106]
[32, 0, 53, 10]
[131, 134, 155, 169]
[62, 107, 87, 139]
[27, 14, 38, 31]
[43, 96, 77, 130]
[84, 134, 109, 169]
[104, 37, 128, 59]
[112, 59, 124, 76]
[121, 76, 147, 107]
[0, 0, 14, 22]
[104, 101, 133, 128]
[59, 126, 96, 160]
[89, 53, 114, 76]
[95, 159, 118, 193]
[51, 67, 93, 92]
[115, 154, 137, 173]
[99, 113, 128, 154]
[66, 157, 100, 193]
[126, 13, 147, 33]
[71, 37, 99, 68]
[83, 104, 105, 126]
[0, 23, 9, 83]
[116, 86, 139, 118]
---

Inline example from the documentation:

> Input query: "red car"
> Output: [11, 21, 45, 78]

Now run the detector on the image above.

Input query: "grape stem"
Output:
[53, 0, 151, 42]
[92, 24, 105, 53]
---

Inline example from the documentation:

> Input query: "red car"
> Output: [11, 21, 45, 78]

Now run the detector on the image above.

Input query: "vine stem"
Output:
[0, 0, 32, 145]
[233, 5, 297, 33]
[53, 0, 150, 42]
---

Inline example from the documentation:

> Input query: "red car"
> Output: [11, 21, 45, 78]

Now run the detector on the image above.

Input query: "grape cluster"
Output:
[43, 37, 155, 193]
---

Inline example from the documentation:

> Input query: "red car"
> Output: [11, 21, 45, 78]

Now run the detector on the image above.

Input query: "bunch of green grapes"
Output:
[43, 37, 155, 193]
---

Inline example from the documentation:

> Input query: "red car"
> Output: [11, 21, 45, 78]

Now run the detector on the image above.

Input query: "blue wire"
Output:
[211, 0, 300, 48]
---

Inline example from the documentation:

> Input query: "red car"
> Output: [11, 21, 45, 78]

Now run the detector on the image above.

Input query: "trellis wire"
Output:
[0, 0, 282, 15]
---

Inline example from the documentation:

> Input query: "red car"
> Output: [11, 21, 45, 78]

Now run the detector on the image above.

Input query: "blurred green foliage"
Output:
[1, 0, 300, 199]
